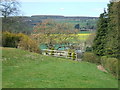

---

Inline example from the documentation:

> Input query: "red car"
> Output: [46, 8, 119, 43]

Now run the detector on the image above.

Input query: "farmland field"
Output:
[77, 33, 90, 41]
[39, 33, 91, 50]
[2, 47, 118, 88]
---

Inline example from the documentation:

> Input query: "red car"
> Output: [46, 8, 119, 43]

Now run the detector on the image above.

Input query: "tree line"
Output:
[92, 1, 120, 59]
[86, 1, 120, 78]
[0, 0, 32, 34]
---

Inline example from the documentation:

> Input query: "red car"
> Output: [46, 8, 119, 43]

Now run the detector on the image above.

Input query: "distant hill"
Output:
[30, 15, 98, 30]
[30, 15, 98, 25]
[2, 15, 98, 33]
[31, 15, 98, 19]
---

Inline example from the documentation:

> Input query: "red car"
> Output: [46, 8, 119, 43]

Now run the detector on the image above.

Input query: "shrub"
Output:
[67, 50, 77, 60]
[82, 52, 100, 64]
[2, 32, 41, 53]
[118, 61, 120, 79]
[101, 56, 118, 77]
[86, 47, 93, 52]
[101, 56, 108, 67]
[45, 50, 48, 55]
[67, 49, 75, 58]
[18, 34, 41, 53]
[2, 32, 20, 47]
[50, 48, 54, 55]
[72, 52, 76, 60]
[67, 52, 71, 58]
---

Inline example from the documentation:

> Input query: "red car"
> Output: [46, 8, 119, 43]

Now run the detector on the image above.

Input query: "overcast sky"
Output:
[19, 0, 110, 17]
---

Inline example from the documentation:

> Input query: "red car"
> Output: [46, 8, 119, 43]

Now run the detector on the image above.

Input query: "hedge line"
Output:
[82, 52, 119, 78]
[2, 32, 41, 53]
[101, 56, 118, 78]
[82, 52, 100, 64]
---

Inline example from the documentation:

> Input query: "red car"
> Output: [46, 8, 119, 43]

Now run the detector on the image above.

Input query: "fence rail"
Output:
[42, 49, 78, 60]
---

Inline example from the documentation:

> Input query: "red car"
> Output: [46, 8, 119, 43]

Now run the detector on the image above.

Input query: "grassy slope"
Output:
[2, 47, 118, 88]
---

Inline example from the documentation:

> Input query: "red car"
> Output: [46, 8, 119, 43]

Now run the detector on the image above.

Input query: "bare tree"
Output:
[32, 20, 79, 50]
[0, 0, 20, 18]
[0, 0, 28, 33]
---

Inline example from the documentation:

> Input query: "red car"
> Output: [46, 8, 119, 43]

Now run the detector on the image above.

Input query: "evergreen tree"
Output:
[93, 1, 120, 59]
[92, 10, 108, 56]
[105, 2, 120, 58]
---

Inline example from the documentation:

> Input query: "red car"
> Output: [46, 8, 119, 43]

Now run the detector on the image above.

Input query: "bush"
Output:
[82, 52, 100, 64]
[67, 49, 72, 58]
[118, 61, 120, 79]
[45, 50, 48, 55]
[67, 52, 71, 58]
[101, 56, 118, 77]
[67, 49, 75, 58]
[2, 32, 41, 53]
[18, 34, 41, 53]
[101, 56, 108, 67]
[50, 48, 54, 55]
[86, 47, 93, 52]
[72, 52, 76, 60]
[2, 32, 20, 47]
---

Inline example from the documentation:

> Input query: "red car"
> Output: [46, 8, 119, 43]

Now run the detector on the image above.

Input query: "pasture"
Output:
[2, 47, 118, 88]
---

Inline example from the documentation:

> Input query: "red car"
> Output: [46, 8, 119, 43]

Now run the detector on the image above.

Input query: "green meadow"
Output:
[2, 47, 118, 88]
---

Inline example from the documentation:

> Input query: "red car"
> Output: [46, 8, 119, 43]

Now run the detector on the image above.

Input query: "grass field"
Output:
[2, 47, 118, 88]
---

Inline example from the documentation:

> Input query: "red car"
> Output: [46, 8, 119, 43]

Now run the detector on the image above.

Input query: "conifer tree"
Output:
[93, 1, 120, 59]
[105, 2, 120, 58]
[92, 10, 108, 56]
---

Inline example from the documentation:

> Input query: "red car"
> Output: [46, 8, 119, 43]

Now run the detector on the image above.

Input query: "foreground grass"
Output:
[2, 47, 118, 88]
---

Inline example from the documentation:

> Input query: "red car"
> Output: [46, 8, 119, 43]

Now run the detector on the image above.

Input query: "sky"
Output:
[19, 0, 110, 17]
